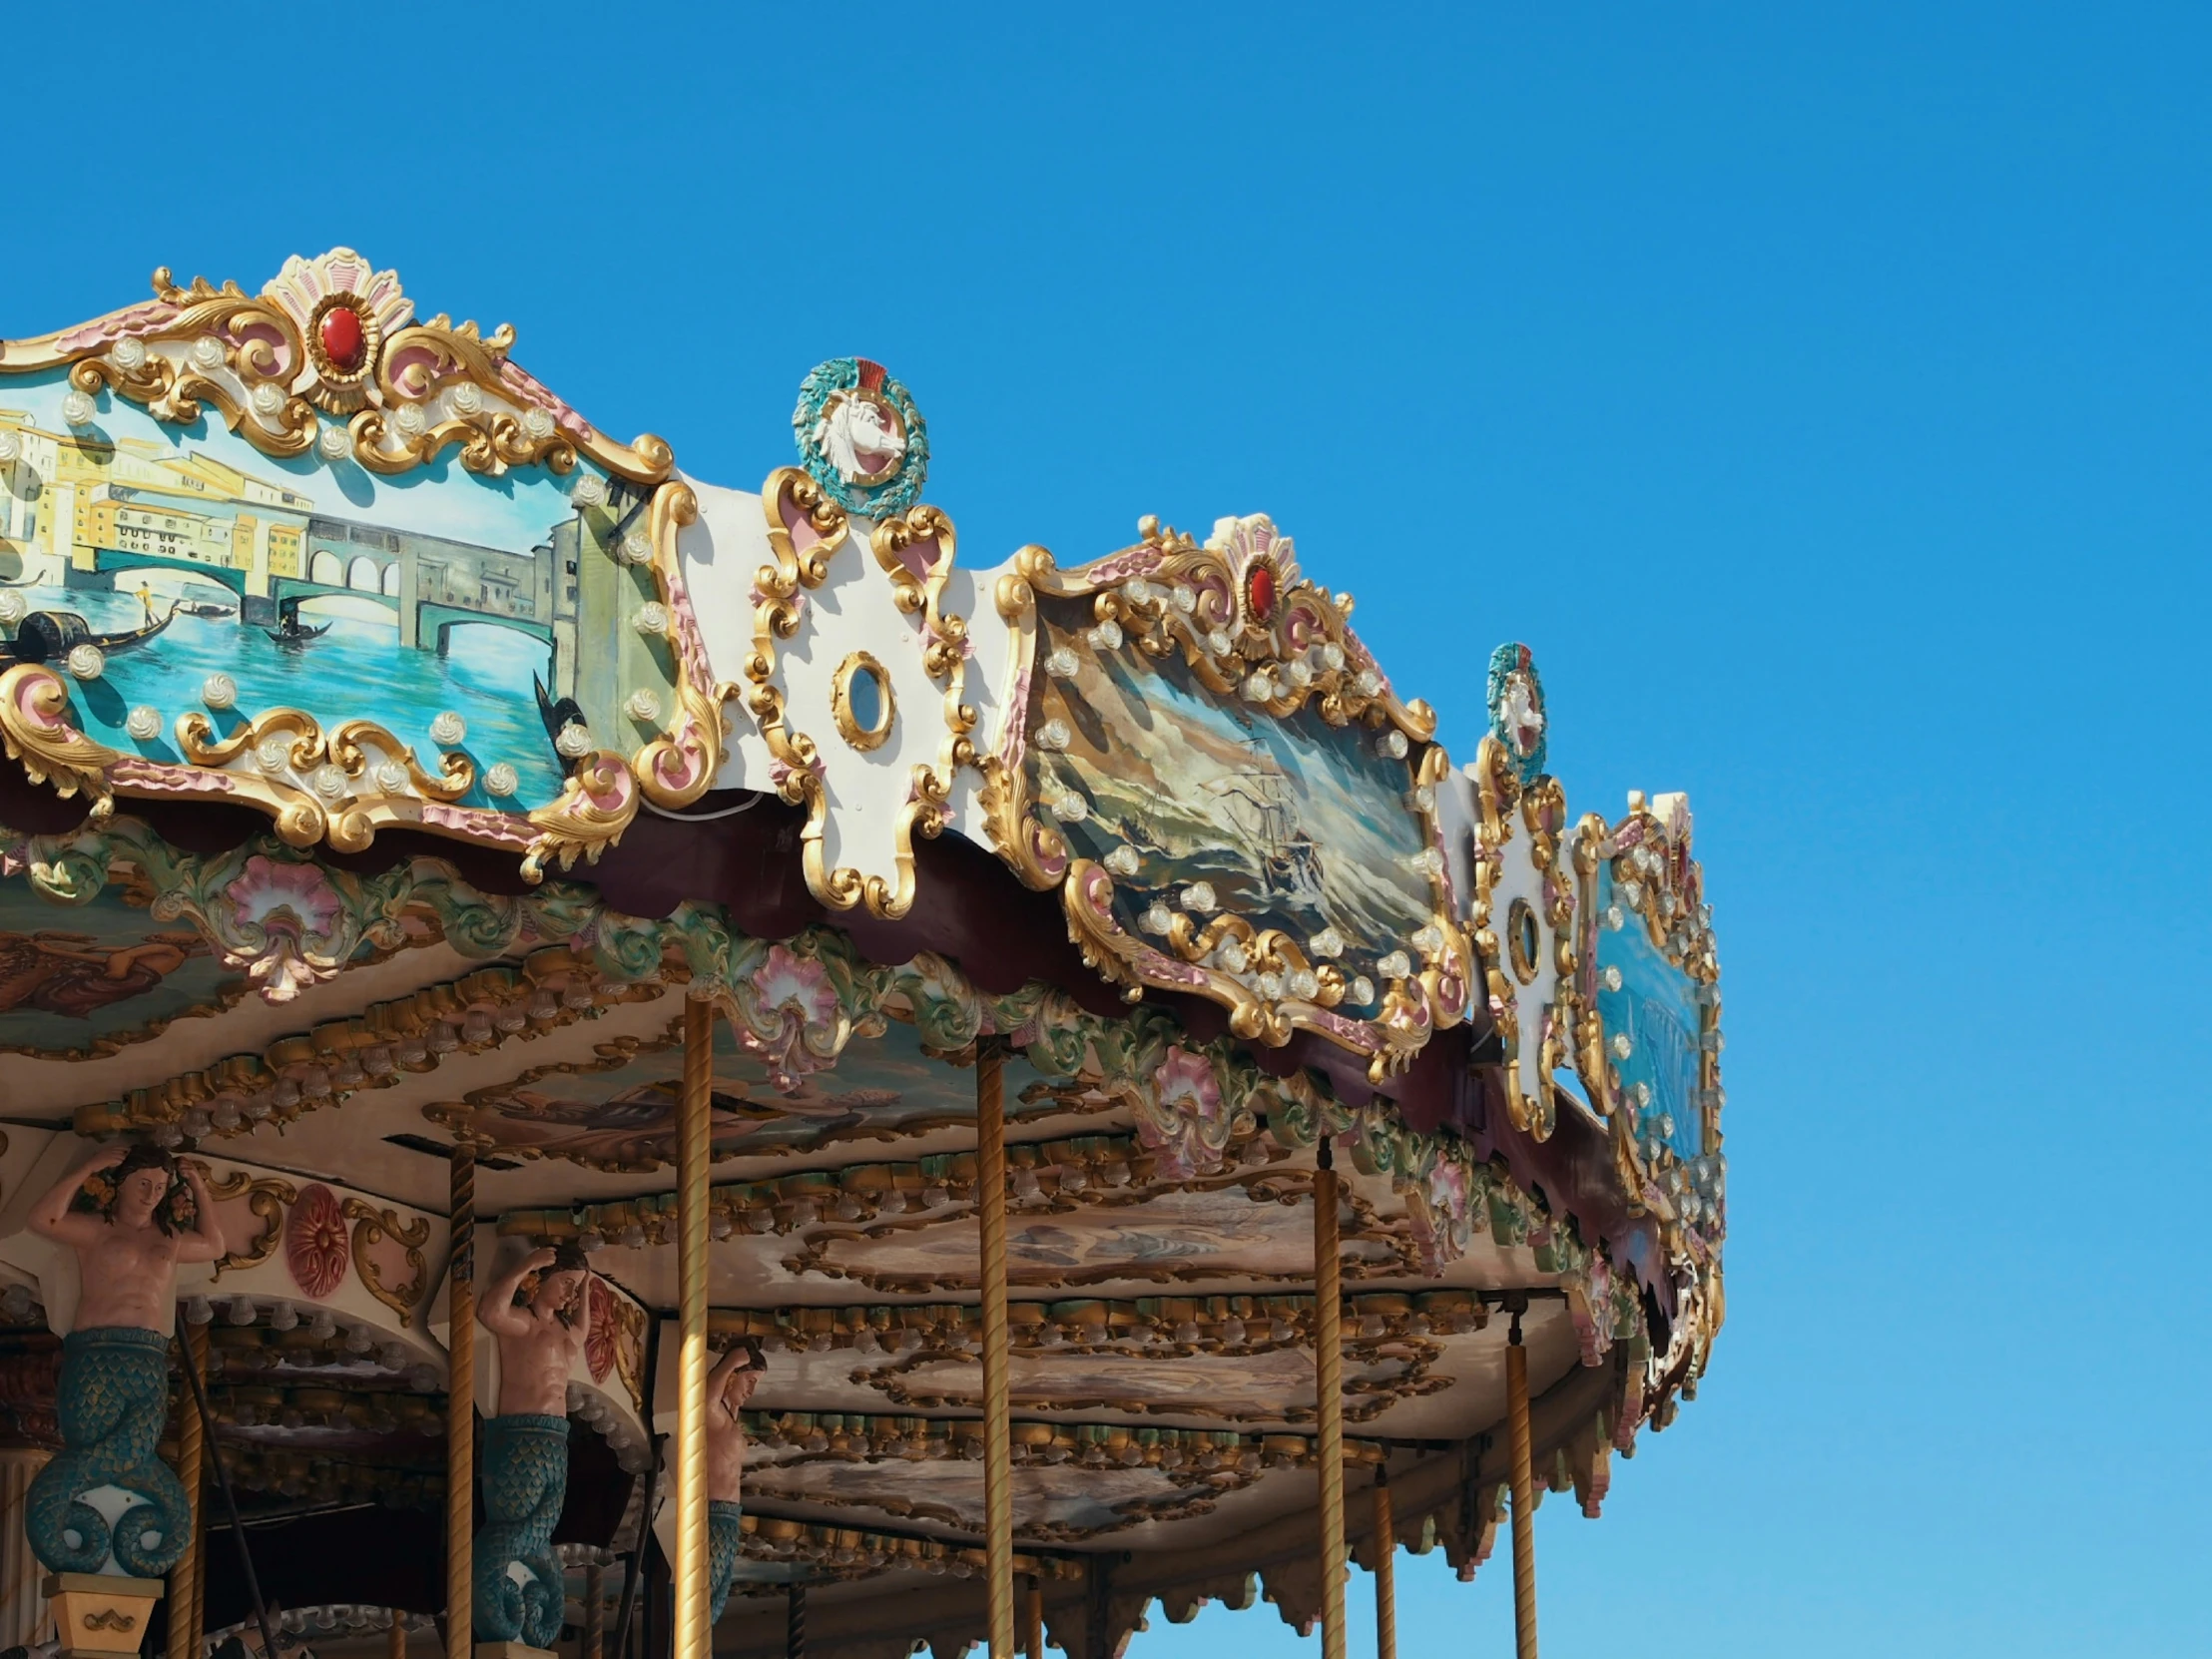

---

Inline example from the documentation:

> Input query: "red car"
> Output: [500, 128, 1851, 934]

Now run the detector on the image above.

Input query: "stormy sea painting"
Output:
[1028, 604, 1435, 1009]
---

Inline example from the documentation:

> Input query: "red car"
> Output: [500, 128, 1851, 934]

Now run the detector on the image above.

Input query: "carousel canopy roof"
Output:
[0, 251, 1726, 1659]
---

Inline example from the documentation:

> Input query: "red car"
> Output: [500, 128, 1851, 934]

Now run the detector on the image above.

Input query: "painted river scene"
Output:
[0, 368, 597, 807]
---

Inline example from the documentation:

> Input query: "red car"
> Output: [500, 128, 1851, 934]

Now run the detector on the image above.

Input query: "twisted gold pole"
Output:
[584, 1561, 604, 1659]
[1372, 1471, 1396, 1659]
[1022, 1576, 1042, 1659]
[167, 1321, 209, 1659]
[388, 1615, 406, 1659]
[977, 1041, 1014, 1657]
[676, 999, 713, 1659]
[447, 1143, 475, 1659]
[1315, 1144, 1346, 1659]
[1507, 1313, 1538, 1659]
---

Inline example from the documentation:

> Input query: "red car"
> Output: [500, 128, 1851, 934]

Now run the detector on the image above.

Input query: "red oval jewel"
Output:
[320, 304, 366, 373]
[1247, 564, 1276, 620]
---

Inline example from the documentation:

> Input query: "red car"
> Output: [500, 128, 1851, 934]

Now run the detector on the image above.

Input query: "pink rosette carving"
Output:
[284, 1183, 351, 1299]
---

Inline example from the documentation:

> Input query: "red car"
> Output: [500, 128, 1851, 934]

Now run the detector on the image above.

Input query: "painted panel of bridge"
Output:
[0, 368, 628, 809]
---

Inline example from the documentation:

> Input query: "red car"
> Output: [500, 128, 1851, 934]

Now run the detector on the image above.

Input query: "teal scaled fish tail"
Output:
[708, 1499, 744, 1623]
[27, 1327, 192, 1577]
[475, 1412, 572, 1648]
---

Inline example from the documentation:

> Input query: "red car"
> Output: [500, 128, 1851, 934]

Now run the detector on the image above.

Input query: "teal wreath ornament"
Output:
[792, 358, 929, 518]
[1486, 642, 1549, 788]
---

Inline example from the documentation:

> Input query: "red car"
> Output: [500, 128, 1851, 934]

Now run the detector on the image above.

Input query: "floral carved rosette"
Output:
[586, 1278, 619, 1383]
[204, 855, 350, 1003]
[1135, 1045, 1249, 1180]
[284, 1183, 351, 1299]
[728, 943, 852, 1091]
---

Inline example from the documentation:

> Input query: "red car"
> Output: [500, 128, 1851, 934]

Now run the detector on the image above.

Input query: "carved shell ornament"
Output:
[261, 250, 414, 416]
[793, 357, 930, 518]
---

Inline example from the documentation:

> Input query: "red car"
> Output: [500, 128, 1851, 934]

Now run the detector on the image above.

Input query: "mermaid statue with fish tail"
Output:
[25, 1141, 226, 1577]
[475, 1242, 594, 1649]
[707, 1343, 760, 1622]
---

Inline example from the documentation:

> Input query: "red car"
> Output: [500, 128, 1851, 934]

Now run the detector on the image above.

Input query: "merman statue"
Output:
[475, 1243, 592, 1650]
[705, 1344, 761, 1623]
[24, 1141, 225, 1576]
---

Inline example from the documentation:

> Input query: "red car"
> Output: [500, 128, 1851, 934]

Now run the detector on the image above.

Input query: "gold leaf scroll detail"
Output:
[750, 468, 853, 903]
[632, 481, 736, 811]
[200, 1167, 301, 1279]
[522, 751, 641, 883]
[0, 667, 117, 817]
[341, 1198, 433, 1321]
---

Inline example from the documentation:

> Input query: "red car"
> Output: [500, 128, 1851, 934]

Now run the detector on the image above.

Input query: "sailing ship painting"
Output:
[1028, 602, 1437, 1007]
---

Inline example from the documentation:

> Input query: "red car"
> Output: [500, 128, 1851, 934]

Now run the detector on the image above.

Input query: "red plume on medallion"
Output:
[285, 1183, 351, 1299]
[854, 358, 887, 392]
[586, 1277, 618, 1382]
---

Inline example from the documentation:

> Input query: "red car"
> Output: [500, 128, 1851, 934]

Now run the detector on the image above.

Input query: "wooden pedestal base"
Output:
[41, 1575, 163, 1659]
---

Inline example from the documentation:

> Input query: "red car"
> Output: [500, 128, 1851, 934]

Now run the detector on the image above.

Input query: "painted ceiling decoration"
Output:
[0, 253, 1728, 1659]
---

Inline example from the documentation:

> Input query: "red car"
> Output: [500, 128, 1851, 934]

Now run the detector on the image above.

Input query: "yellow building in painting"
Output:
[0, 403, 315, 593]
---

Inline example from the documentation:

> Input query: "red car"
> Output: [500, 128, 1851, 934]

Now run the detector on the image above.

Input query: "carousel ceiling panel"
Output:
[431, 1011, 1103, 1180]
[744, 1452, 1256, 1546]
[664, 1285, 1507, 1434]
[725, 1413, 1387, 1551]
[554, 1152, 1409, 1312]
[790, 1182, 1407, 1296]
[82, 975, 681, 1213]
[0, 905, 476, 1118]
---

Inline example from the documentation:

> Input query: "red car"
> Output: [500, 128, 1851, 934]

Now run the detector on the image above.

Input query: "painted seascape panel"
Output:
[0, 879, 241, 1055]
[435, 1015, 1068, 1169]
[1028, 600, 1434, 1014]
[0, 368, 653, 811]
[1591, 863, 1706, 1159]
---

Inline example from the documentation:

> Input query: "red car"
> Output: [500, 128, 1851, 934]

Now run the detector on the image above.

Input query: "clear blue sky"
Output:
[9, 5, 2208, 1654]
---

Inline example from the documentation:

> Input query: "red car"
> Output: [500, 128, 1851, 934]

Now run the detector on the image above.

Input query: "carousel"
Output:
[0, 251, 1727, 1659]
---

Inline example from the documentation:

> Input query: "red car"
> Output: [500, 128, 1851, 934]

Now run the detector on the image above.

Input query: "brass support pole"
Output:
[785, 1583, 805, 1659]
[447, 1143, 475, 1659]
[388, 1616, 407, 1659]
[977, 1041, 1014, 1657]
[677, 1000, 714, 1659]
[1372, 1471, 1396, 1659]
[1022, 1576, 1042, 1659]
[1315, 1140, 1347, 1659]
[1506, 1310, 1538, 1659]
[584, 1562, 604, 1659]
[168, 1320, 209, 1659]
[668, 999, 712, 1659]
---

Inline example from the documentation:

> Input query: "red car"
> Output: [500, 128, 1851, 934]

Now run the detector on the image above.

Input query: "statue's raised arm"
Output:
[27, 1142, 131, 1251]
